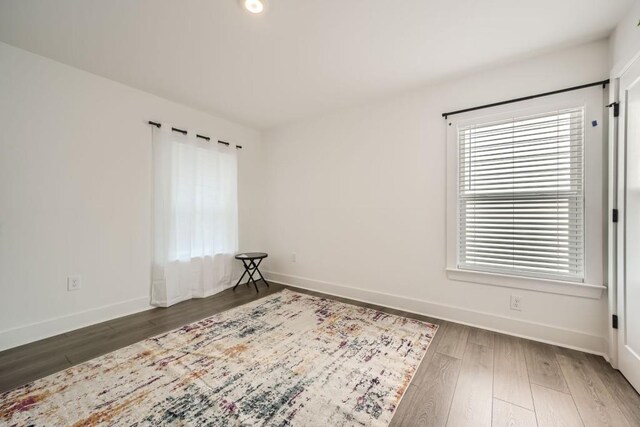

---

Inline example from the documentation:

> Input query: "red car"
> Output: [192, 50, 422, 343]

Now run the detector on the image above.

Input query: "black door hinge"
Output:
[607, 102, 620, 117]
[613, 314, 619, 329]
[613, 209, 619, 223]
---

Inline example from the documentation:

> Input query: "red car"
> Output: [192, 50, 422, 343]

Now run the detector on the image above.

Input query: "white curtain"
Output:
[151, 126, 239, 307]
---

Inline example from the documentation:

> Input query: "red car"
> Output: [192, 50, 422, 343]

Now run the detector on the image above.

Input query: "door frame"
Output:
[608, 75, 619, 368]
[611, 52, 640, 384]
[608, 50, 640, 369]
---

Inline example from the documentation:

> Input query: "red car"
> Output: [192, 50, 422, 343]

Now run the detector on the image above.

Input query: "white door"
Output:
[619, 57, 640, 392]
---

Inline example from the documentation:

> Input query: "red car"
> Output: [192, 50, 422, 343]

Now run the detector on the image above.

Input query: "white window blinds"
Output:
[457, 108, 584, 282]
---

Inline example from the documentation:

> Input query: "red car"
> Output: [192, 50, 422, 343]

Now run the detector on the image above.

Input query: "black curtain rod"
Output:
[147, 121, 243, 149]
[442, 79, 609, 119]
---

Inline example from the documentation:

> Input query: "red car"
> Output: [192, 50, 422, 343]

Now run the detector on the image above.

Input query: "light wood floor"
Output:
[1, 283, 638, 426]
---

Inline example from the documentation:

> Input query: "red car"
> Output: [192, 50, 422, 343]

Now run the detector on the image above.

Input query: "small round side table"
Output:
[233, 252, 269, 293]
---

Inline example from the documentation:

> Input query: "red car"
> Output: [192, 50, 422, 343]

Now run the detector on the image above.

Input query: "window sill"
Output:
[445, 268, 605, 299]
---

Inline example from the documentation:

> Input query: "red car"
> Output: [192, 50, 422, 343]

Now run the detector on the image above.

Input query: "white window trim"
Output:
[446, 89, 606, 299]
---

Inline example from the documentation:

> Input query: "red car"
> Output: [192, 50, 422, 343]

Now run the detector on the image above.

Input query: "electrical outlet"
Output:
[291, 253, 297, 263]
[510, 295, 522, 311]
[67, 275, 81, 291]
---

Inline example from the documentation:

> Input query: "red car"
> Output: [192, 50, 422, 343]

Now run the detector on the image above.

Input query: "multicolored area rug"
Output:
[0, 289, 437, 426]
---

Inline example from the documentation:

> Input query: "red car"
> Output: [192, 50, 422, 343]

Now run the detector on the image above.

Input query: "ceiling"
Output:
[0, 0, 633, 129]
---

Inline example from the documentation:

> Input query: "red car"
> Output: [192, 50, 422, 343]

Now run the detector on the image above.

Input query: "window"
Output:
[172, 142, 238, 260]
[151, 126, 239, 307]
[457, 108, 584, 282]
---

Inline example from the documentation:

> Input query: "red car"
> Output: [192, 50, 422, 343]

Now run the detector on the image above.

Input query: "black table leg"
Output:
[233, 266, 248, 291]
[253, 258, 269, 287]
[246, 259, 260, 293]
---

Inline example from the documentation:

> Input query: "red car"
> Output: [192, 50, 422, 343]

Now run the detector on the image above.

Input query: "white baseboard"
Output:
[1, 273, 604, 358]
[265, 271, 608, 357]
[0, 296, 153, 352]
[0, 278, 260, 351]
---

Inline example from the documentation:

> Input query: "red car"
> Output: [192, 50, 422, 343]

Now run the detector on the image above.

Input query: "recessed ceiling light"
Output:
[242, 0, 265, 14]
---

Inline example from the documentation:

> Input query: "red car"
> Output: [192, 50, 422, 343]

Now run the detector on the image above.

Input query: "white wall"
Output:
[0, 35, 619, 355]
[610, 0, 640, 73]
[0, 42, 265, 350]
[262, 40, 611, 354]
